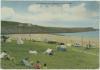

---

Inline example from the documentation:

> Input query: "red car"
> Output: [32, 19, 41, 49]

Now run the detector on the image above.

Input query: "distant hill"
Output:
[1, 21, 97, 34]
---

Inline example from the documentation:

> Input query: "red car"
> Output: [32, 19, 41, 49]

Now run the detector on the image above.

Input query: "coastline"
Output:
[7, 34, 99, 47]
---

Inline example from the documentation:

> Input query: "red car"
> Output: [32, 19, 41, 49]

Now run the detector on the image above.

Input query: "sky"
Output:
[1, 1, 100, 28]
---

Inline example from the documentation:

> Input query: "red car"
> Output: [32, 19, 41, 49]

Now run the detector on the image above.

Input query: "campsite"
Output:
[1, 38, 99, 69]
[1, 1, 99, 69]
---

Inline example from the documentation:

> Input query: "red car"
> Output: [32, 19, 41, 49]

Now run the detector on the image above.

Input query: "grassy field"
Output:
[1, 40, 99, 69]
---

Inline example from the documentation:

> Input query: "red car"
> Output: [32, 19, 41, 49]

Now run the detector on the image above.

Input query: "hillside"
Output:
[1, 40, 99, 69]
[1, 21, 97, 34]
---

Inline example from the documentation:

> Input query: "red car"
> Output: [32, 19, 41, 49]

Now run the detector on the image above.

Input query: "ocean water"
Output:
[55, 31, 99, 40]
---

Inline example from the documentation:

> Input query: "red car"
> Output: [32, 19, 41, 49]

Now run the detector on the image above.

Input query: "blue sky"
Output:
[1, 1, 99, 28]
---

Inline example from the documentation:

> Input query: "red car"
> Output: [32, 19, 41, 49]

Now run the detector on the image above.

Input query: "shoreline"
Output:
[7, 34, 99, 47]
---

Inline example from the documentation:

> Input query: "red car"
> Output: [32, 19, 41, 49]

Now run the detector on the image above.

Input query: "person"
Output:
[21, 58, 32, 67]
[0, 51, 7, 59]
[56, 43, 67, 51]
[43, 63, 47, 69]
[44, 48, 54, 55]
[1, 35, 9, 43]
[0, 51, 15, 62]
[49, 50, 54, 55]
[74, 43, 81, 47]
[6, 54, 13, 60]
[56, 43, 60, 50]
[86, 44, 91, 49]
[29, 50, 38, 55]
[33, 61, 41, 69]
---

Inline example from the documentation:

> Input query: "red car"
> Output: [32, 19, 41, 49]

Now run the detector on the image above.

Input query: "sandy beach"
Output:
[7, 34, 99, 47]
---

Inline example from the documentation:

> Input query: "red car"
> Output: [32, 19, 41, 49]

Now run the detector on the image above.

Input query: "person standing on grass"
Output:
[33, 61, 41, 69]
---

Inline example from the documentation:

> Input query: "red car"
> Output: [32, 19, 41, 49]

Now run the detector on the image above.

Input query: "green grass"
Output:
[1, 40, 99, 69]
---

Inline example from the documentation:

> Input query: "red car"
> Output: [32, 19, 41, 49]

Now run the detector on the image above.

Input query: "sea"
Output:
[54, 31, 99, 40]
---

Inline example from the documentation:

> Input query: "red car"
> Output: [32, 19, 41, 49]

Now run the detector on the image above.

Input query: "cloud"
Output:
[1, 3, 98, 27]
[1, 7, 34, 23]
[28, 3, 97, 21]
[1, 7, 15, 19]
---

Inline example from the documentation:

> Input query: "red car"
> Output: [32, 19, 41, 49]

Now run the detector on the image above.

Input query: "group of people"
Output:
[21, 58, 47, 69]
[0, 51, 47, 69]
[73, 42, 95, 49]
[0, 51, 15, 62]
[56, 43, 67, 51]
[0, 43, 66, 69]
[28, 43, 67, 56]
[42, 43, 66, 54]
[24, 43, 67, 68]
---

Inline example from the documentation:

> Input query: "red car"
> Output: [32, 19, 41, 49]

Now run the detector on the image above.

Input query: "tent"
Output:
[17, 37, 24, 45]
[6, 38, 12, 43]
[66, 43, 72, 47]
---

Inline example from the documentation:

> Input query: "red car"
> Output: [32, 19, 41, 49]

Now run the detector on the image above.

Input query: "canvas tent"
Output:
[17, 37, 24, 44]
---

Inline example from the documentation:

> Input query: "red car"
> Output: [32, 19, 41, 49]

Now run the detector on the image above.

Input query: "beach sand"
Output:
[8, 34, 99, 47]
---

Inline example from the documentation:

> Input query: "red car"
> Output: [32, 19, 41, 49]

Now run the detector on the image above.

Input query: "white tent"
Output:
[17, 37, 24, 45]
[6, 38, 12, 43]
[66, 43, 72, 47]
